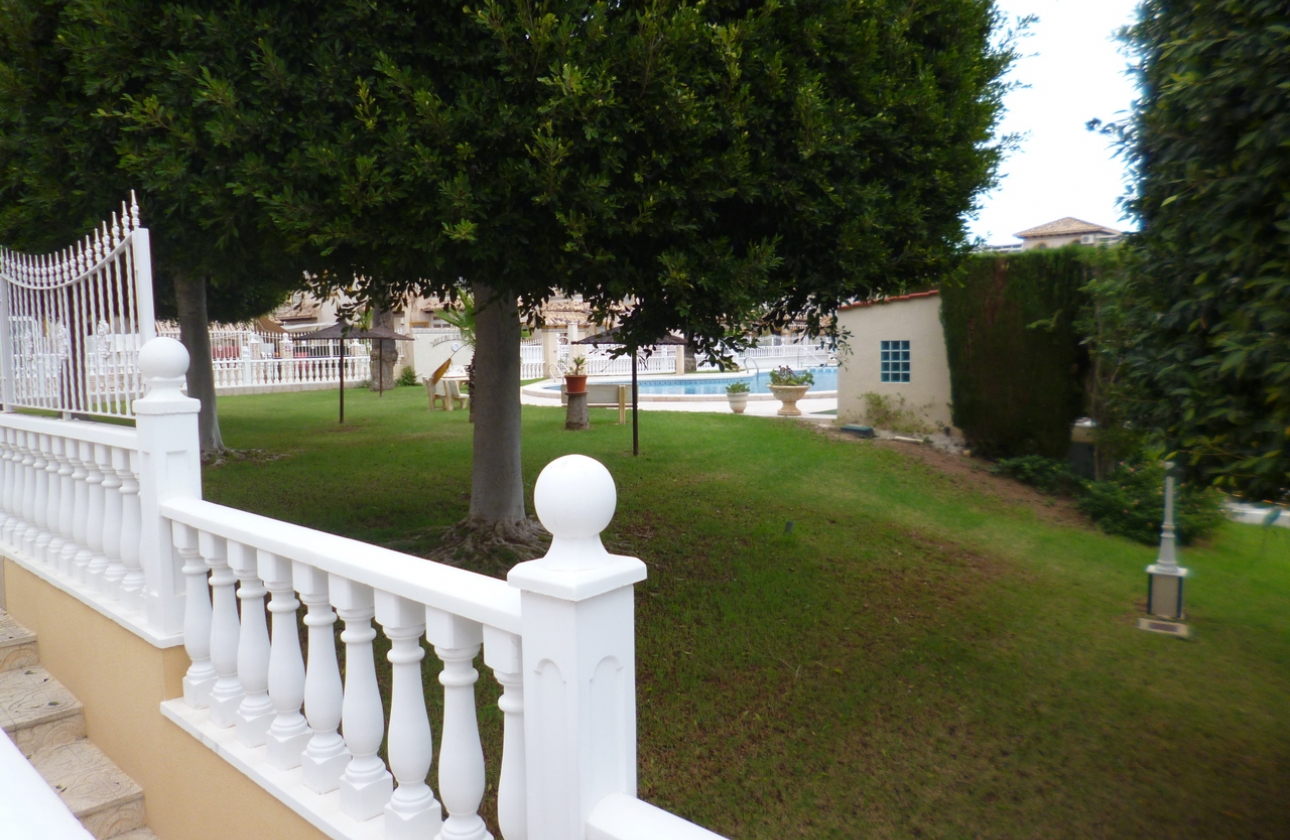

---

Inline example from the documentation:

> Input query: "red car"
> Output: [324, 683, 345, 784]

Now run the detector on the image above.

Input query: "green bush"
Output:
[940, 250, 1092, 459]
[862, 392, 935, 435]
[992, 455, 1084, 495]
[396, 367, 419, 387]
[1078, 461, 1226, 546]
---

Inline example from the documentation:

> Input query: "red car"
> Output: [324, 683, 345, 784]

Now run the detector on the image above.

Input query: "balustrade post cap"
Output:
[138, 337, 189, 381]
[535, 454, 616, 540]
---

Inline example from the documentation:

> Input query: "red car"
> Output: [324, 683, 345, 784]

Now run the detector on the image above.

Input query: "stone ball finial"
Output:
[535, 454, 617, 540]
[138, 336, 190, 381]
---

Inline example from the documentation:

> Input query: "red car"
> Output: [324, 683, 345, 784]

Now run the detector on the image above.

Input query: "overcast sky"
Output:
[968, 0, 1142, 246]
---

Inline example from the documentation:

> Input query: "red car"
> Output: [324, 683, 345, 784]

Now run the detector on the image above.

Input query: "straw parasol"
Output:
[574, 327, 687, 456]
[291, 321, 414, 423]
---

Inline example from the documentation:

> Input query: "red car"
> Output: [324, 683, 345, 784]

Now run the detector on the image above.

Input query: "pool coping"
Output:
[522, 373, 838, 402]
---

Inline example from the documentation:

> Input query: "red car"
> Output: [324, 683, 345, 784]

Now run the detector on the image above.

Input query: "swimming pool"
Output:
[540, 366, 837, 397]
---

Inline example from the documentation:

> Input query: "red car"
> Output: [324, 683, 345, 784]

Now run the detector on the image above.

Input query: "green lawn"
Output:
[206, 386, 1290, 839]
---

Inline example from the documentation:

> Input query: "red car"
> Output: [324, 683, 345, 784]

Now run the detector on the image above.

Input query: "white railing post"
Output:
[376, 592, 441, 840]
[118, 451, 143, 610]
[83, 443, 109, 589]
[133, 337, 202, 636]
[483, 627, 526, 840]
[203, 531, 244, 728]
[41, 436, 64, 566]
[260, 552, 310, 770]
[99, 446, 124, 596]
[25, 433, 49, 558]
[231, 542, 274, 747]
[331, 577, 393, 820]
[507, 455, 647, 840]
[426, 609, 488, 840]
[176, 522, 215, 708]
[296, 563, 349, 793]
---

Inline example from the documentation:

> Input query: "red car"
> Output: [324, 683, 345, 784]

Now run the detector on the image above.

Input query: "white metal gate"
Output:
[0, 195, 155, 418]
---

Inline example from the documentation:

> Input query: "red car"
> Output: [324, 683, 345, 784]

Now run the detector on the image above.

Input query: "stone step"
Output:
[0, 663, 86, 757]
[113, 830, 159, 840]
[0, 608, 39, 672]
[30, 738, 147, 840]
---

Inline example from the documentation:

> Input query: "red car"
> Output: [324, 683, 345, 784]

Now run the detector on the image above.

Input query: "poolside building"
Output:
[835, 290, 955, 433]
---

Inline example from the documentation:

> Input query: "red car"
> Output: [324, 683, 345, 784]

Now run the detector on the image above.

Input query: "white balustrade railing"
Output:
[0, 330, 729, 840]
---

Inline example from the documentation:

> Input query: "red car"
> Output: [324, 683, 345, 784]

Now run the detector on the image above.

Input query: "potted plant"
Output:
[564, 355, 589, 395]
[768, 366, 814, 416]
[726, 380, 750, 414]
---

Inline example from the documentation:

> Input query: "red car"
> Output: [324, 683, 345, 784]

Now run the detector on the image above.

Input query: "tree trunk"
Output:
[368, 304, 397, 392]
[469, 280, 526, 528]
[173, 272, 225, 456]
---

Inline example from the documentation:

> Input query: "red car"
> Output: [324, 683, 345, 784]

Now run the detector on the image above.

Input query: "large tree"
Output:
[1112, 0, 1290, 499]
[162, 0, 1011, 547]
[0, 1, 306, 454]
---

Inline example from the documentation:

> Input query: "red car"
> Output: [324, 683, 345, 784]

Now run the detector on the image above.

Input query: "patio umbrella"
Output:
[290, 321, 415, 423]
[574, 327, 687, 456]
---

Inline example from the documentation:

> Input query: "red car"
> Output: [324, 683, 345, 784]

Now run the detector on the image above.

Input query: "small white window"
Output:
[880, 340, 910, 382]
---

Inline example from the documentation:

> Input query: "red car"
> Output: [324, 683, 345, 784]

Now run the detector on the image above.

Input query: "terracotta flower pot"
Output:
[564, 374, 588, 395]
[769, 384, 810, 416]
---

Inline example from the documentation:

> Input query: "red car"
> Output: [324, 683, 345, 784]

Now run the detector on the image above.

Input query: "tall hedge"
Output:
[940, 249, 1092, 458]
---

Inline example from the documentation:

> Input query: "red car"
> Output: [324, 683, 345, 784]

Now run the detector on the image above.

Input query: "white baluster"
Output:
[15, 432, 37, 550]
[203, 531, 244, 728]
[296, 563, 349, 793]
[0, 429, 14, 541]
[484, 627, 527, 840]
[118, 451, 143, 611]
[176, 523, 215, 708]
[69, 441, 92, 581]
[427, 608, 491, 840]
[53, 435, 76, 575]
[100, 447, 124, 597]
[259, 552, 309, 769]
[376, 592, 441, 840]
[25, 432, 49, 558]
[230, 542, 273, 747]
[332, 577, 393, 820]
[83, 443, 108, 588]
[37, 435, 61, 564]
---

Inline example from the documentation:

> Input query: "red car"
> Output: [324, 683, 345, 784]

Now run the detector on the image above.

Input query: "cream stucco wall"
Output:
[836, 293, 954, 432]
[4, 559, 327, 840]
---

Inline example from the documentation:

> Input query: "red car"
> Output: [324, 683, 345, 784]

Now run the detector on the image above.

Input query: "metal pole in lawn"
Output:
[632, 348, 639, 456]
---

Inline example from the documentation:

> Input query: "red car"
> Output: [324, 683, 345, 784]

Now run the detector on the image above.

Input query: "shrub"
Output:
[396, 366, 419, 387]
[993, 455, 1084, 495]
[862, 392, 935, 435]
[769, 366, 814, 387]
[1078, 461, 1225, 546]
[726, 381, 750, 394]
[940, 250, 1092, 459]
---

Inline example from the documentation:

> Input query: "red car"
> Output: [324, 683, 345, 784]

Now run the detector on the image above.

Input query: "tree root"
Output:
[421, 515, 550, 578]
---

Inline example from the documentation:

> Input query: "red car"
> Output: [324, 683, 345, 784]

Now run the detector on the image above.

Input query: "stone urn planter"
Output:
[727, 391, 749, 414]
[769, 384, 810, 416]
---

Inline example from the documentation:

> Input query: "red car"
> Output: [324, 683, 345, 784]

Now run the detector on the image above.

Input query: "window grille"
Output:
[880, 340, 910, 382]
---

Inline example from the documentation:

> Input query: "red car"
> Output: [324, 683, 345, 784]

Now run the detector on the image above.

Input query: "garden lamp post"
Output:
[1146, 461, 1188, 621]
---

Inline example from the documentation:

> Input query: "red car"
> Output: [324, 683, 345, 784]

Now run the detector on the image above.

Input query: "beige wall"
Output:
[4, 560, 327, 840]
[836, 294, 954, 432]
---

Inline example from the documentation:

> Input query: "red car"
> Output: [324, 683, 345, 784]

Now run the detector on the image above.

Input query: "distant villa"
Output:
[977, 217, 1125, 253]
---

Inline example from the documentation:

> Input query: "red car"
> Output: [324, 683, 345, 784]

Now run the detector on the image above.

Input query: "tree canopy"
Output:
[0, 1, 310, 452]
[1113, 0, 1290, 499]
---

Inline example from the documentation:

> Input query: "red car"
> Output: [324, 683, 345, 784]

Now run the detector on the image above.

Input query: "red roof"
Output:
[837, 289, 939, 312]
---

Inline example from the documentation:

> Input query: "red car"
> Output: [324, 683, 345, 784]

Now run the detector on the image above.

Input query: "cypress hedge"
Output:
[940, 250, 1092, 458]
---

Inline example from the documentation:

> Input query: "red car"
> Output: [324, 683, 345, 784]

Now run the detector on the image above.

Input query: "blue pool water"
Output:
[548, 366, 837, 396]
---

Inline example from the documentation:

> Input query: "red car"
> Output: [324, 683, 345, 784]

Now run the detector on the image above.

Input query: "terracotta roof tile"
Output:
[837, 289, 939, 312]
[1014, 217, 1122, 238]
